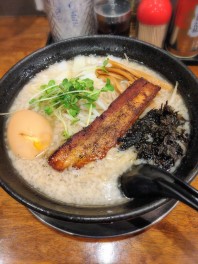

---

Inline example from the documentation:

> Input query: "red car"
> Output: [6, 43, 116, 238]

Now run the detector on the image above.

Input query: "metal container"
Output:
[44, 0, 96, 41]
[166, 0, 198, 58]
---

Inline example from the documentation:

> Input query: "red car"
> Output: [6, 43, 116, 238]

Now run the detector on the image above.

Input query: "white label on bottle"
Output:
[188, 5, 198, 37]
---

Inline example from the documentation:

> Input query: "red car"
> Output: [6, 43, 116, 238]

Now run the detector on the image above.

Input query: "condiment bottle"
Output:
[166, 0, 198, 58]
[94, 0, 132, 36]
[137, 0, 172, 48]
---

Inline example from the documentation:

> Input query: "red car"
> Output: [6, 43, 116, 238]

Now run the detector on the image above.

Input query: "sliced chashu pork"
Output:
[49, 78, 160, 171]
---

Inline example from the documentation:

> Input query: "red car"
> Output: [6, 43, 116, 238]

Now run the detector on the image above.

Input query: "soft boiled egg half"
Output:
[7, 110, 53, 159]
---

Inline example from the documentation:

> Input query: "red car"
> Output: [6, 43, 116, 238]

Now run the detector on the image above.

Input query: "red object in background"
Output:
[175, 0, 198, 29]
[137, 0, 172, 25]
[137, 0, 172, 48]
[166, 0, 198, 58]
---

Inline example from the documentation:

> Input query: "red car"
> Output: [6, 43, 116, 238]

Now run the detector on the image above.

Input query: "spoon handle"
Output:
[142, 165, 198, 211]
[155, 177, 198, 211]
[172, 176, 198, 197]
[120, 164, 198, 212]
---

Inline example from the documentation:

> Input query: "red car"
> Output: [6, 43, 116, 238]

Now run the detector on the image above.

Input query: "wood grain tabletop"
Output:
[0, 16, 197, 264]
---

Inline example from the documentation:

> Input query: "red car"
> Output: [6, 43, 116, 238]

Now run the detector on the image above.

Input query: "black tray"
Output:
[30, 200, 177, 238]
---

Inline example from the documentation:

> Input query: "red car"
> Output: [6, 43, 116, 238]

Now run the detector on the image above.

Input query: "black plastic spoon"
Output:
[119, 164, 198, 211]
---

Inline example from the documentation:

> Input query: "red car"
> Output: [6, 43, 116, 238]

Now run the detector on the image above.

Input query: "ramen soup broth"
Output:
[6, 55, 190, 206]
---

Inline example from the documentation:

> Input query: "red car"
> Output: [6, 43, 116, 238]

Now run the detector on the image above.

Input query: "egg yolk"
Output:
[7, 110, 53, 159]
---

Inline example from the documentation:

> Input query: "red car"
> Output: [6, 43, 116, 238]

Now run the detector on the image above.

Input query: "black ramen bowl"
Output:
[0, 36, 198, 223]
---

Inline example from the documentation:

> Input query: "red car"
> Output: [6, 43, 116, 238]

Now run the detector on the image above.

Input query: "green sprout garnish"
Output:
[29, 77, 114, 137]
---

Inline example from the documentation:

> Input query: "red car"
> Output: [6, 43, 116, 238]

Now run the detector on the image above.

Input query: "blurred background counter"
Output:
[0, 14, 198, 264]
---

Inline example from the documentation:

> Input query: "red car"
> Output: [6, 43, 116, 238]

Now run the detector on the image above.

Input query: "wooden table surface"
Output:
[0, 16, 198, 264]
